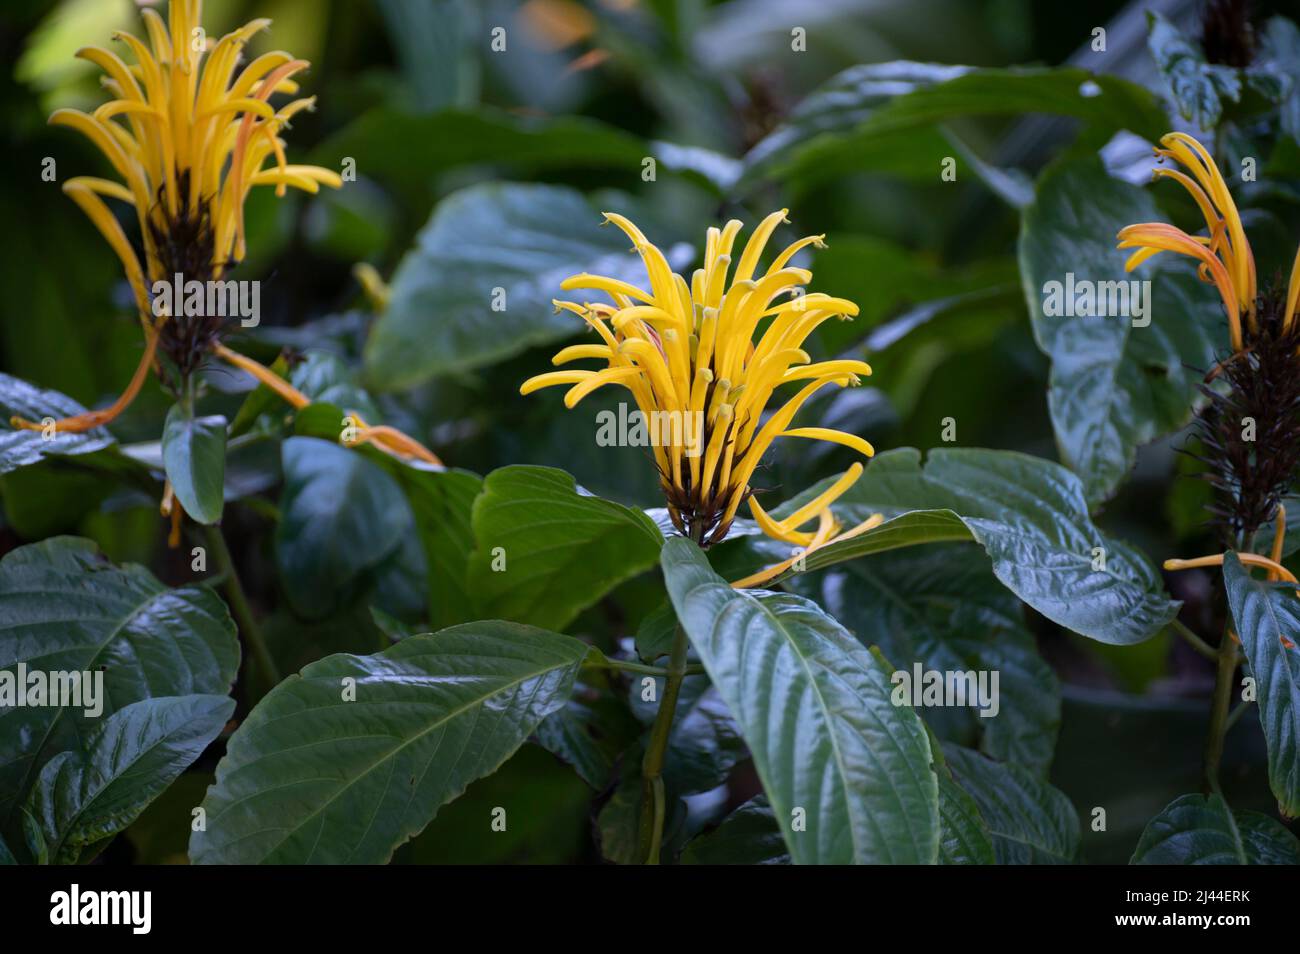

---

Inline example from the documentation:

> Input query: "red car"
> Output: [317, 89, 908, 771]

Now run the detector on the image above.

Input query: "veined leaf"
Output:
[765, 447, 1177, 646]
[661, 537, 939, 864]
[938, 770, 996, 865]
[467, 466, 664, 630]
[26, 694, 233, 864]
[1147, 12, 1242, 130]
[0, 374, 114, 475]
[1020, 156, 1221, 504]
[808, 544, 1060, 774]
[190, 622, 590, 864]
[945, 745, 1080, 864]
[1131, 793, 1300, 864]
[1222, 552, 1300, 817]
[364, 183, 673, 390]
[0, 538, 238, 854]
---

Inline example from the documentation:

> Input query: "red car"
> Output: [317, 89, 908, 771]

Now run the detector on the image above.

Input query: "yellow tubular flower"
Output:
[1116, 131, 1300, 353]
[14, 0, 342, 435]
[522, 210, 883, 550]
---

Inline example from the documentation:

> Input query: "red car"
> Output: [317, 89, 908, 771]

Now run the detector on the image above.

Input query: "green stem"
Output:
[1224, 699, 1252, 735]
[203, 523, 279, 698]
[637, 623, 689, 865]
[1203, 624, 1238, 794]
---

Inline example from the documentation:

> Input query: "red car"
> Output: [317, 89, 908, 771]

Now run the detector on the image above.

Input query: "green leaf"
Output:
[1020, 156, 1221, 504]
[191, 621, 591, 864]
[661, 537, 939, 864]
[1147, 12, 1242, 129]
[364, 183, 672, 390]
[161, 404, 227, 525]
[275, 437, 409, 620]
[0, 537, 238, 853]
[938, 771, 996, 865]
[289, 406, 482, 629]
[535, 679, 640, 791]
[767, 448, 1178, 646]
[26, 694, 233, 864]
[0, 374, 114, 475]
[806, 544, 1060, 774]
[467, 466, 664, 630]
[944, 745, 1080, 864]
[1131, 793, 1300, 864]
[386, 466, 482, 631]
[1222, 552, 1300, 816]
[634, 600, 678, 663]
[681, 796, 791, 865]
[741, 62, 1166, 189]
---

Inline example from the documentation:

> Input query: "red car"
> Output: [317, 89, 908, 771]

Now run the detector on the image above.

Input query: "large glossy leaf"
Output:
[741, 62, 1166, 189]
[26, 694, 233, 864]
[161, 404, 227, 525]
[1222, 552, 1300, 816]
[1020, 156, 1221, 505]
[190, 622, 590, 864]
[945, 745, 1079, 864]
[467, 466, 664, 630]
[364, 183, 672, 390]
[0, 374, 114, 475]
[0, 538, 238, 851]
[1131, 793, 1300, 864]
[806, 544, 1060, 774]
[767, 448, 1178, 645]
[661, 537, 939, 864]
[275, 437, 410, 620]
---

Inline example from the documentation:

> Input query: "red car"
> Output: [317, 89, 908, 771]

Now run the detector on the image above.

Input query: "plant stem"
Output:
[1224, 699, 1252, 735]
[1171, 619, 1218, 662]
[1203, 624, 1238, 793]
[637, 622, 689, 865]
[203, 523, 279, 699]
